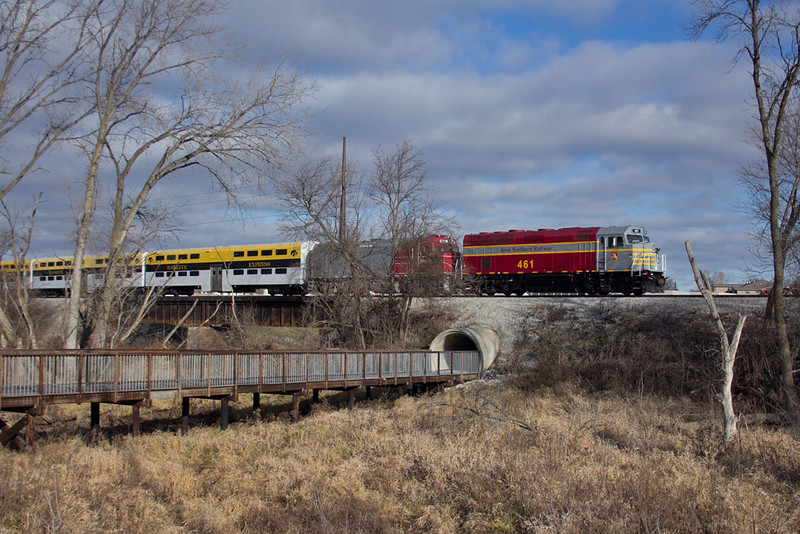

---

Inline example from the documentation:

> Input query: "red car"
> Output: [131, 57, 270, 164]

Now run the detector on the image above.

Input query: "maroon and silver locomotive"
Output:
[462, 225, 666, 295]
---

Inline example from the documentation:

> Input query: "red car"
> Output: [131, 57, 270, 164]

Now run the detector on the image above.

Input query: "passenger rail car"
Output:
[463, 225, 666, 296]
[30, 256, 73, 295]
[144, 242, 314, 295]
[2, 242, 318, 297]
[9, 254, 145, 296]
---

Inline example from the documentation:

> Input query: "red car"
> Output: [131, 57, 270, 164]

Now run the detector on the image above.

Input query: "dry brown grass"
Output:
[1, 381, 799, 533]
[3, 303, 800, 532]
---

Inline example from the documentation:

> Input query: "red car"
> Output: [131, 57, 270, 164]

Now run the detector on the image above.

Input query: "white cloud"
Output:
[3, 0, 763, 290]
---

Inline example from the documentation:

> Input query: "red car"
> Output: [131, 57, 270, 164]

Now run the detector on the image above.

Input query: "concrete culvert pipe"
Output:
[429, 323, 500, 376]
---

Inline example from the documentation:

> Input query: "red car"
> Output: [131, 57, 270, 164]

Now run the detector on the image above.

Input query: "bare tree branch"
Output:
[692, 0, 800, 423]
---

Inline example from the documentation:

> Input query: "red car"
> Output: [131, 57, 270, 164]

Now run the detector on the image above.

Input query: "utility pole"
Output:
[339, 136, 347, 243]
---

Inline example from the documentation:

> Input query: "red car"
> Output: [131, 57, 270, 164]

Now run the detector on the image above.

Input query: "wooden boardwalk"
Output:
[0, 349, 480, 447]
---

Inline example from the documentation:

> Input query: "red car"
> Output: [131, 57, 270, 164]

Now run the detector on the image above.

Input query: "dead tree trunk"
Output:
[686, 240, 747, 445]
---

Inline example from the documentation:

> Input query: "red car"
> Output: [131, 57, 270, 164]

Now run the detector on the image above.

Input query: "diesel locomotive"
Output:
[1, 225, 666, 297]
[462, 225, 666, 296]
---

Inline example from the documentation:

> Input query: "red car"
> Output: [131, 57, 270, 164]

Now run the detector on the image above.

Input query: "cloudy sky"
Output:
[17, 0, 765, 290]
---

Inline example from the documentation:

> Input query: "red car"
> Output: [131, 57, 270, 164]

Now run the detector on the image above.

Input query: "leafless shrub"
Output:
[513, 305, 796, 417]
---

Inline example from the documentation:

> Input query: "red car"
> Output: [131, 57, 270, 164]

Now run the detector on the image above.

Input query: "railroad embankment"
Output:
[430, 295, 766, 360]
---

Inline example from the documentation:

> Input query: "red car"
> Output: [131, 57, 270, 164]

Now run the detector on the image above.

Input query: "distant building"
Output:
[710, 282, 736, 294]
[712, 280, 772, 296]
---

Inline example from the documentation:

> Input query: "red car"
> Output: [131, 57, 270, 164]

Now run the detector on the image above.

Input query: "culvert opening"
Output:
[429, 324, 500, 376]
[439, 333, 478, 352]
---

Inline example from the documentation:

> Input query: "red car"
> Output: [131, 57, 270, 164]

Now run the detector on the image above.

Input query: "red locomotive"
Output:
[462, 225, 666, 296]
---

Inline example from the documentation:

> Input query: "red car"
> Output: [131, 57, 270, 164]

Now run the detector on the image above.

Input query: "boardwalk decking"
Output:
[0, 349, 480, 446]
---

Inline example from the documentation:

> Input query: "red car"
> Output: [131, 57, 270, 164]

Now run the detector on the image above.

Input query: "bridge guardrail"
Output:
[0, 350, 480, 406]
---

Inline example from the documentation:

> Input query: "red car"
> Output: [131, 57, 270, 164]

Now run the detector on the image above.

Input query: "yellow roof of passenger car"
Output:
[145, 243, 304, 264]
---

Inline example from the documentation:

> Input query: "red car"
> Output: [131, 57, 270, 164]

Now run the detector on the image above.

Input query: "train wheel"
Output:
[620, 279, 634, 296]
[584, 282, 598, 296]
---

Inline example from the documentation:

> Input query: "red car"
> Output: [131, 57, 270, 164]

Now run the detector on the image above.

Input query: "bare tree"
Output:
[370, 139, 455, 344]
[0, 196, 43, 348]
[0, 0, 91, 201]
[277, 156, 374, 348]
[277, 139, 455, 349]
[692, 0, 800, 422]
[687, 241, 747, 444]
[62, 0, 315, 348]
[0, 1, 93, 349]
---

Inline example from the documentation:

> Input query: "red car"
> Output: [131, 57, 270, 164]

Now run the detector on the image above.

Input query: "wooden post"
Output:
[291, 392, 301, 423]
[252, 392, 260, 413]
[181, 397, 190, 436]
[312, 389, 319, 403]
[365, 386, 372, 400]
[90, 402, 100, 436]
[0, 416, 27, 449]
[25, 407, 39, 445]
[131, 404, 140, 437]
[220, 397, 229, 431]
[348, 389, 356, 410]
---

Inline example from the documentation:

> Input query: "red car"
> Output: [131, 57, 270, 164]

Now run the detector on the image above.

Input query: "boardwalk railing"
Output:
[0, 350, 481, 409]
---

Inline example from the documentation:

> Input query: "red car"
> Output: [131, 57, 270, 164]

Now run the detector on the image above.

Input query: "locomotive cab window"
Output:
[626, 234, 650, 244]
[233, 251, 244, 258]
[627, 234, 643, 244]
